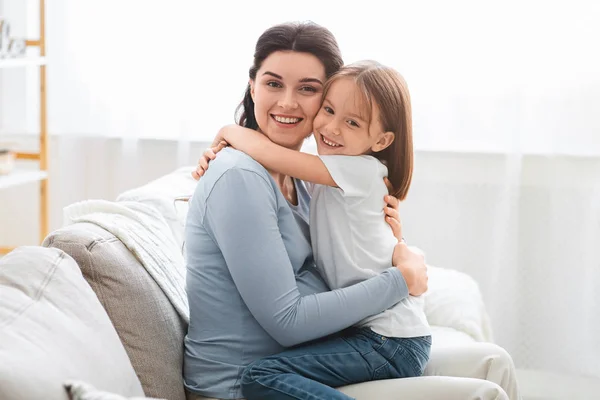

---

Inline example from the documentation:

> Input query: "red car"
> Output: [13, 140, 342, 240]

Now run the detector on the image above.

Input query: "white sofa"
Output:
[0, 168, 506, 400]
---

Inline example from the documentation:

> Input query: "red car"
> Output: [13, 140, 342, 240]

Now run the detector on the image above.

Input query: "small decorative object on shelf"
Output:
[0, 148, 16, 175]
[0, 17, 27, 58]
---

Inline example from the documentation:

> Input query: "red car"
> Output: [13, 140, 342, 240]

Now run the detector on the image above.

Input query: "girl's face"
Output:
[313, 77, 391, 156]
[250, 51, 326, 150]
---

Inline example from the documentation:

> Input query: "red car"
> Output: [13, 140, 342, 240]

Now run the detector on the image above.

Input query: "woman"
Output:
[185, 22, 519, 400]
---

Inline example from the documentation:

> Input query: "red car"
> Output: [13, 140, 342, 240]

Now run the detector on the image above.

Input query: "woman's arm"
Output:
[219, 124, 337, 187]
[202, 167, 408, 347]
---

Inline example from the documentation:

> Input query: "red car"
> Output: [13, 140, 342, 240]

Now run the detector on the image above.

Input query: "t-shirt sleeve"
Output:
[202, 167, 408, 347]
[319, 155, 384, 198]
[303, 180, 316, 196]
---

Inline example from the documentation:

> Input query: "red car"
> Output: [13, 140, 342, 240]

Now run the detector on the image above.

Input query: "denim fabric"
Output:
[241, 327, 431, 400]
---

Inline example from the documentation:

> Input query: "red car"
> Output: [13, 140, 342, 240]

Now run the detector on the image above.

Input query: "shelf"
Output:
[1, 1, 48, 247]
[0, 57, 46, 69]
[0, 169, 47, 190]
[0, 246, 15, 255]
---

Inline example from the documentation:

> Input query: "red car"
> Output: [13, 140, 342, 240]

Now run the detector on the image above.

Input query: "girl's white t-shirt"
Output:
[310, 155, 430, 338]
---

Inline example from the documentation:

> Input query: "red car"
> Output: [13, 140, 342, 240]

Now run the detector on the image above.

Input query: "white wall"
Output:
[0, 135, 212, 244]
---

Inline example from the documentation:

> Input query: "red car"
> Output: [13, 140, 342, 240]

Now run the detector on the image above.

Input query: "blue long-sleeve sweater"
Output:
[183, 148, 408, 399]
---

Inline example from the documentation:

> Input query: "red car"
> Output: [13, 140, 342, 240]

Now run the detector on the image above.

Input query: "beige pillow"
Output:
[65, 381, 165, 400]
[44, 223, 188, 400]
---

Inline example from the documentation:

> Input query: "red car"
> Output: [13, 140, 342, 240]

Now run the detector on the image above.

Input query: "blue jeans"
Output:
[241, 327, 432, 400]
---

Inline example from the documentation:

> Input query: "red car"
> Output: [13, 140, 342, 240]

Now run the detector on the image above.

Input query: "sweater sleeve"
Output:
[203, 167, 408, 347]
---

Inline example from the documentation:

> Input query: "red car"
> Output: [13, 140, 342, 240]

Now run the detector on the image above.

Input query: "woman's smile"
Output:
[271, 114, 304, 128]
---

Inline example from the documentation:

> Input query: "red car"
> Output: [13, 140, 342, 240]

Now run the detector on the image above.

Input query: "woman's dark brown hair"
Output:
[236, 22, 343, 130]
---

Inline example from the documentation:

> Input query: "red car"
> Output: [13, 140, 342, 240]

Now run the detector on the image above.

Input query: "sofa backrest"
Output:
[0, 246, 144, 400]
[44, 223, 187, 400]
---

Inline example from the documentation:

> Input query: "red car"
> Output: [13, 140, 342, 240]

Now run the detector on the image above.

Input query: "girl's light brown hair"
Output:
[322, 60, 413, 200]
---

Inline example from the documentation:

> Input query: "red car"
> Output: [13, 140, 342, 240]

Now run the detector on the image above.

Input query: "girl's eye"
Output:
[347, 120, 360, 128]
[324, 106, 334, 114]
[300, 86, 317, 93]
[267, 81, 282, 88]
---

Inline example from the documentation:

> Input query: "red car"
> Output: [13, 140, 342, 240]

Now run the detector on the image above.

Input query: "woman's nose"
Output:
[278, 90, 298, 110]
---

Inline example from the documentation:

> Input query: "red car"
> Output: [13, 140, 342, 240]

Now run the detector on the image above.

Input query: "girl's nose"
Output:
[324, 119, 342, 136]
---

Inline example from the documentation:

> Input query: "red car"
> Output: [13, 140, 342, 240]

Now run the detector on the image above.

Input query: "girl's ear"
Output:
[249, 79, 256, 101]
[371, 131, 395, 152]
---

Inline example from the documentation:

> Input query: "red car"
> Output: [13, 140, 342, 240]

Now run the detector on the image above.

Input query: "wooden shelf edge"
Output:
[0, 246, 16, 255]
[15, 152, 41, 161]
[0, 170, 48, 190]
[0, 56, 47, 69]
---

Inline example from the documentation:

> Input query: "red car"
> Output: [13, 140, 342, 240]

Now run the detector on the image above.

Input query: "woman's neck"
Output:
[269, 170, 298, 206]
[255, 129, 302, 206]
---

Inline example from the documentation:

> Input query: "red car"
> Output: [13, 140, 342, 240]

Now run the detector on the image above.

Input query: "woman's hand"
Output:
[383, 195, 403, 242]
[392, 242, 428, 296]
[191, 140, 228, 180]
[383, 176, 428, 296]
[383, 177, 403, 242]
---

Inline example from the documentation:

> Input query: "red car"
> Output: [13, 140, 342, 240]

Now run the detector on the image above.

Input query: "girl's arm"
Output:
[199, 166, 408, 347]
[219, 124, 337, 187]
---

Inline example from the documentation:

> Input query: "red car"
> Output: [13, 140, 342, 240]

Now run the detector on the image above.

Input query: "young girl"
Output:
[206, 60, 431, 399]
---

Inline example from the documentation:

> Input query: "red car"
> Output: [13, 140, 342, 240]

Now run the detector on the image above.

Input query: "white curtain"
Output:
[5, 0, 600, 379]
[44, 0, 600, 151]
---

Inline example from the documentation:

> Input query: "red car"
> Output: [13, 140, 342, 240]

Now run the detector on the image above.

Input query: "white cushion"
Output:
[430, 325, 478, 347]
[424, 265, 493, 342]
[0, 246, 144, 400]
[64, 380, 163, 400]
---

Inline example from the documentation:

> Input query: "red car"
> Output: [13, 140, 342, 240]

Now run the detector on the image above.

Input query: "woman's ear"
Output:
[249, 79, 255, 101]
[371, 131, 395, 152]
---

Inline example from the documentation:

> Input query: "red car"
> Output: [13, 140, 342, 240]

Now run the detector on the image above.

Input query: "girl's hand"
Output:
[191, 140, 228, 180]
[392, 242, 428, 296]
[383, 177, 403, 242]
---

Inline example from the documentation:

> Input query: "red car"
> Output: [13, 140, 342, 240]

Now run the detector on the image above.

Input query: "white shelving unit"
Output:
[0, 0, 48, 255]
[0, 56, 46, 68]
[0, 170, 47, 190]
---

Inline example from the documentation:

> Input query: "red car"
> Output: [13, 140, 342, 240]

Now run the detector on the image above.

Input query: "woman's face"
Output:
[250, 51, 326, 150]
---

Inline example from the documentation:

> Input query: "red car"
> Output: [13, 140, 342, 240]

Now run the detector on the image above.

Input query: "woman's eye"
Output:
[324, 106, 334, 114]
[348, 119, 360, 128]
[300, 86, 317, 93]
[267, 81, 282, 88]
